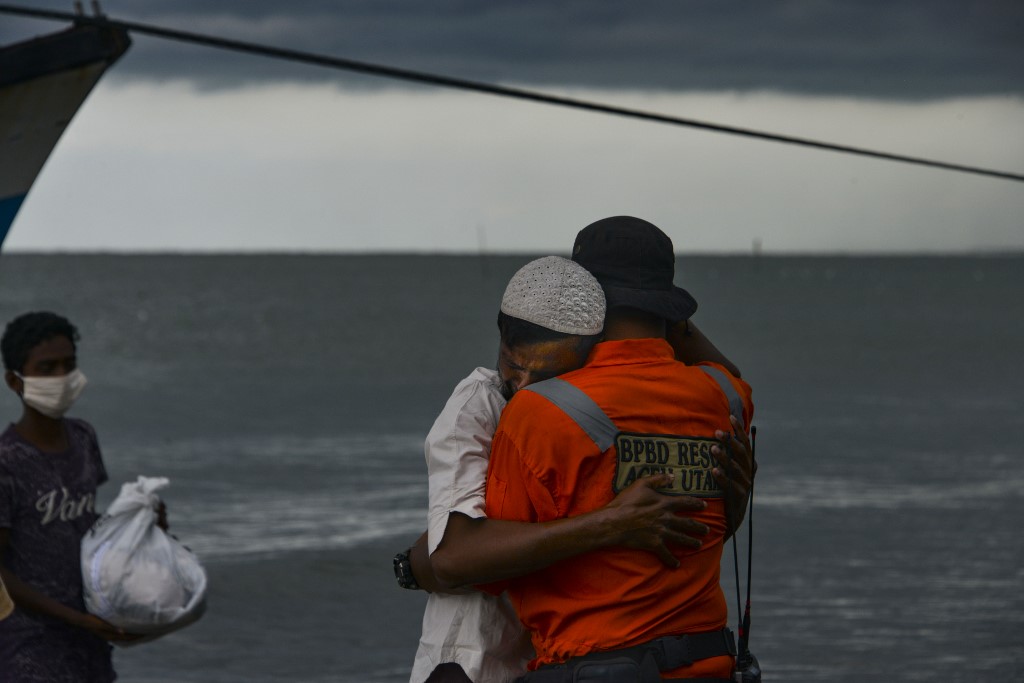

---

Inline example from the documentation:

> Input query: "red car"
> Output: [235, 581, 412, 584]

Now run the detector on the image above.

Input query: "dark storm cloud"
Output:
[3, 0, 1023, 97]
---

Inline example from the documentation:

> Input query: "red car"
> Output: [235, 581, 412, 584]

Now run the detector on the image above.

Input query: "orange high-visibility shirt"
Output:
[484, 338, 753, 680]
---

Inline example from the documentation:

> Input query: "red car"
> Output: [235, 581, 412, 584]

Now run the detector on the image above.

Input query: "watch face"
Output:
[393, 551, 416, 589]
[393, 553, 405, 578]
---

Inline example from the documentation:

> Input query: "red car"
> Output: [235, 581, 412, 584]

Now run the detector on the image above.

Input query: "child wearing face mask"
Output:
[0, 311, 135, 682]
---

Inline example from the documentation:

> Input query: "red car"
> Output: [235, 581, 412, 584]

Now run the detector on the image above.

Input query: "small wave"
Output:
[756, 473, 1024, 510]
[178, 502, 427, 560]
[102, 432, 433, 560]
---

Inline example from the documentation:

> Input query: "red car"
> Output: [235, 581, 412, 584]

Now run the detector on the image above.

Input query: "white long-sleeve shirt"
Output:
[410, 368, 533, 683]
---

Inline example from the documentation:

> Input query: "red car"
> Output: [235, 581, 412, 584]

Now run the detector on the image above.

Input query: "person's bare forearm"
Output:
[429, 475, 707, 591]
[668, 320, 741, 378]
[429, 508, 624, 590]
[409, 531, 473, 594]
[0, 564, 84, 627]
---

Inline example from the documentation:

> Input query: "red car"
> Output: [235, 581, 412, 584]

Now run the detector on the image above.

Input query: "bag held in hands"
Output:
[81, 476, 207, 644]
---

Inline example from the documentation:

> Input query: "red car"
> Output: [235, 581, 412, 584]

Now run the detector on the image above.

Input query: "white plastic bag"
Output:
[81, 476, 207, 645]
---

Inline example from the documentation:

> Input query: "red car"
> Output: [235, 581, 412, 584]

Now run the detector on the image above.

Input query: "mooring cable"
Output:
[2, 3, 1022, 183]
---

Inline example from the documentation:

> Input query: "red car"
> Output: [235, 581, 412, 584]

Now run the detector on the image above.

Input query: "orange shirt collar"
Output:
[584, 337, 674, 368]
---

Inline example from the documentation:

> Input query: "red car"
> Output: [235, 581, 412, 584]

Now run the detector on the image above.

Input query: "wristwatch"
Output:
[393, 548, 422, 590]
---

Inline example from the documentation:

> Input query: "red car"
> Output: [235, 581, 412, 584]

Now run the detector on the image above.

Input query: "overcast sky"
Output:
[3, 1, 1022, 253]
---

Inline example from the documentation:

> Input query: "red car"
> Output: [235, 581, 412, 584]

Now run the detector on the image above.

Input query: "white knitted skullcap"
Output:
[500, 256, 606, 335]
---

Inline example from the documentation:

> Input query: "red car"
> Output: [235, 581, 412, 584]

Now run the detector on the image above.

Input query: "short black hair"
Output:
[497, 311, 602, 354]
[1, 311, 79, 373]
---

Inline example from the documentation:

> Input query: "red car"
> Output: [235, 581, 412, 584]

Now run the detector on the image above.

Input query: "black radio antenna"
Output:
[725, 424, 756, 665]
[738, 426, 756, 658]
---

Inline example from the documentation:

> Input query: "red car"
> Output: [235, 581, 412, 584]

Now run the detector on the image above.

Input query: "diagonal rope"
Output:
[2, 3, 1023, 183]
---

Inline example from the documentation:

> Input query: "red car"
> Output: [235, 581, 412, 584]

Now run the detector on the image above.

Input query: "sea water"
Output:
[0, 253, 1021, 682]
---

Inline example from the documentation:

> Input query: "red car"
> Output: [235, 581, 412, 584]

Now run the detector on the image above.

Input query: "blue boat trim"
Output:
[0, 195, 27, 248]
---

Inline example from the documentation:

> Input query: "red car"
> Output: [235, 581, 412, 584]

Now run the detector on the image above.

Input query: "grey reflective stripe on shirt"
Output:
[699, 365, 746, 428]
[523, 378, 618, 452]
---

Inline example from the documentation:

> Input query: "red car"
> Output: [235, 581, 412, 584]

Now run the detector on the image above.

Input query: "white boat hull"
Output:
[0, 24, 129, 248]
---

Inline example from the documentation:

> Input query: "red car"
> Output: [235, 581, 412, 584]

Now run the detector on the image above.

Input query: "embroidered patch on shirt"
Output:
[613, 432, 723, 497]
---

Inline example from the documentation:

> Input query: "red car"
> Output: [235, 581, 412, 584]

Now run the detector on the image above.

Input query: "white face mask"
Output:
[15, 369, 88, 419]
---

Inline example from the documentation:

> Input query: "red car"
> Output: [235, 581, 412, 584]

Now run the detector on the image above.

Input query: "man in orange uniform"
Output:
[483, 216, 753, 682]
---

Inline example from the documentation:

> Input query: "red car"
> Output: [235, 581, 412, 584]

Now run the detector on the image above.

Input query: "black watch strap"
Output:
[393, 548, 422, 590]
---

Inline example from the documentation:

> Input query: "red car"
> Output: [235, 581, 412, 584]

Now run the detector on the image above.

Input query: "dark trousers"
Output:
[424, 662, 474, 683]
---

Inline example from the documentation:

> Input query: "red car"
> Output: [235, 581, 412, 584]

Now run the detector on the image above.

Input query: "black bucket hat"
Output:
[571, 216, 698, 322]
